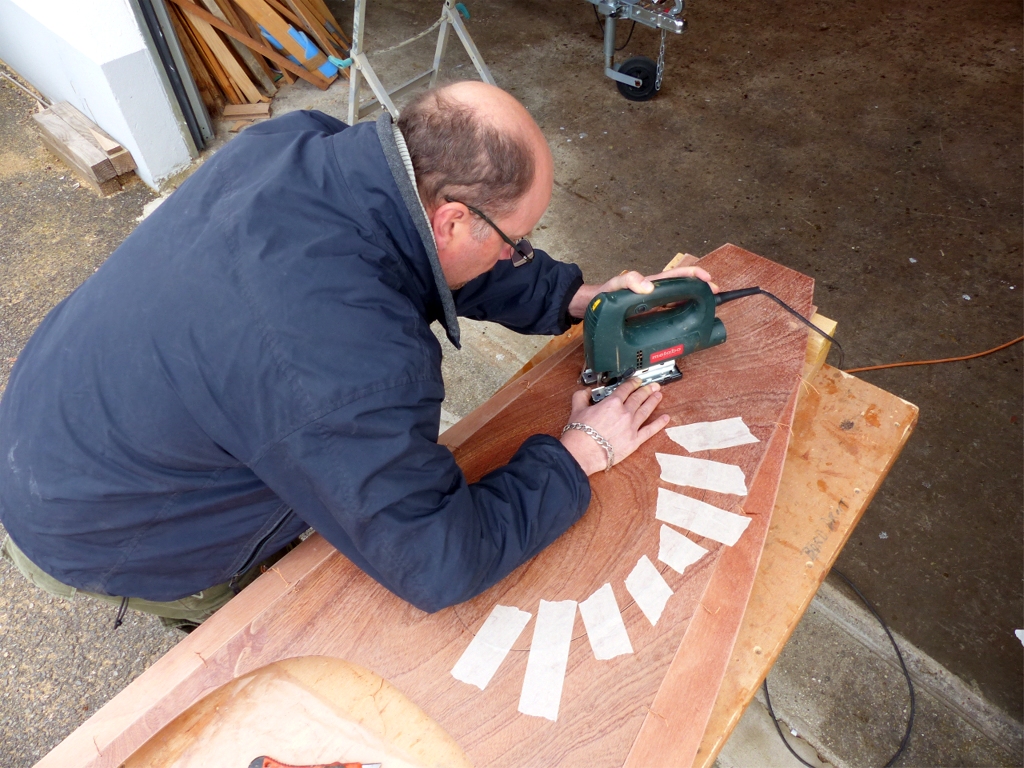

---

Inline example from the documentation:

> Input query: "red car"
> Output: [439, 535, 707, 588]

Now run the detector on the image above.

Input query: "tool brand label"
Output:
[650, 344, 684, 363]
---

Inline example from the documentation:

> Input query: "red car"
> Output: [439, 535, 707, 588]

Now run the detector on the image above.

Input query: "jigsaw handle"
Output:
[583, 277, 724, 379]
[619, 276, 713, 318]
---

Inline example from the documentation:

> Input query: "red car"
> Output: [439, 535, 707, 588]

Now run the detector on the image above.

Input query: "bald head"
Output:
[439, 80, 545, 143]
[397, 82, 553, 219]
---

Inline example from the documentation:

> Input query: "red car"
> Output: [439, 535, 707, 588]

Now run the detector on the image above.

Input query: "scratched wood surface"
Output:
[36, 245, 814, 768]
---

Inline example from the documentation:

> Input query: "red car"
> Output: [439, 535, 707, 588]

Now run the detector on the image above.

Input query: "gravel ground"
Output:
[0, 69, 177, 766]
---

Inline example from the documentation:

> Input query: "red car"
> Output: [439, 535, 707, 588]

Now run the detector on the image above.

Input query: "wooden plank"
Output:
[222, 102, 271, 117]
[625, 306, 836, 765]
[284, 0, 342, 59]
[33, 109, 117, 183]
[182, 8, 268, 104]
[231, 0, 333, 76]
[32, 111, 120, 194]
[45, 102, 137, 178]
[223, 0, 283, 84]
[694, 367, 918, 767]
[180, 9, 245, 105]
[87, 128, 121, 154]
[291, 0, 348, 50]
[36, 245, 815, 768]
[262, 0, 305, 30]
[199, 0, 277, 96]
[168, 0, 331, 90]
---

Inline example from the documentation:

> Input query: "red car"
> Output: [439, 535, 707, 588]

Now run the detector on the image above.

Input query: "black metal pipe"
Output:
[136, 0, 205, 151]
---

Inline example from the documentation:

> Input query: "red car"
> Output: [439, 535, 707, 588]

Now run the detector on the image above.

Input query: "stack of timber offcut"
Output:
[166, 0, 350, 119]
[32, 102, 138, 195]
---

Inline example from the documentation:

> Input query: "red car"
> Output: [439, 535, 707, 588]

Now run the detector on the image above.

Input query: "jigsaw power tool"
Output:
[580, 277, 762, 402]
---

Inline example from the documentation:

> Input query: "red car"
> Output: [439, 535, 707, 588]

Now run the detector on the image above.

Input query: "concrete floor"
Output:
[1, 0, 1022, 763]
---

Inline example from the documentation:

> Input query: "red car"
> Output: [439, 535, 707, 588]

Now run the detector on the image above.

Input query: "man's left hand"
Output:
[568, 266, 718, 320]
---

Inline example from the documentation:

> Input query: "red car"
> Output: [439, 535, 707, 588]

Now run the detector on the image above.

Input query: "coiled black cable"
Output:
[762, 568, 916, 767]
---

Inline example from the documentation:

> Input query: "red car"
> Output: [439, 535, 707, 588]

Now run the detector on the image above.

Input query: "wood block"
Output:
[222, 102, 271, 117]
[47, 102, 137, 177]
[36, 245, 816, 768]
[804, 312, 838, 376]
[87, 128, 121, 154]
[32, 110, 120, 195]
[182, 9, 267, 104]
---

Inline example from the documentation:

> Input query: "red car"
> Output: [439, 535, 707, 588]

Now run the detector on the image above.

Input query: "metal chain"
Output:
[655, 28, 667, 90]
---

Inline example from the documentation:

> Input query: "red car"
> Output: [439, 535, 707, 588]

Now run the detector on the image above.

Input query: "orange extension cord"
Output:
[845, 335, 1024, 374]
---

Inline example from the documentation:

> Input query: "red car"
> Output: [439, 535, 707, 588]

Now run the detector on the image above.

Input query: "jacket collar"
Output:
[375, 112, 461, 348]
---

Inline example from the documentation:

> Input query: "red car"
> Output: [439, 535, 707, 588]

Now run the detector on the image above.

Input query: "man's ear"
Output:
[430, 200, 469, 261]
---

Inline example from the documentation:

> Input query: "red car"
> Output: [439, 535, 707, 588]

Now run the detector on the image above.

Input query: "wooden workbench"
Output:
[695, 362, 917, 765]
[35, 250, 917, 767]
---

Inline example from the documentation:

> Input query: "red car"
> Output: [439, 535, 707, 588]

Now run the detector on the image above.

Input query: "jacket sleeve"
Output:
[250, 377, 591, 613]
[452, 248, 584, 336]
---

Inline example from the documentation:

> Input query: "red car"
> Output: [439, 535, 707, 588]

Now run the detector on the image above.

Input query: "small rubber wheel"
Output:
[616, 56, 658, 101]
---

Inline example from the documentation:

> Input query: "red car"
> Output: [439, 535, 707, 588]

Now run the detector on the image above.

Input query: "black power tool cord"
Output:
[762, 568, 916, 767]
[715, 287, 846, 370]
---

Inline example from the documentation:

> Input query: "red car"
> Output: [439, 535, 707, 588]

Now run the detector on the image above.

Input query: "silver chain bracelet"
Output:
[561, 422, 615, 472]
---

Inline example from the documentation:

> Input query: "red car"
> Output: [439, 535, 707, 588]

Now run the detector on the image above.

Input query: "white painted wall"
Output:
[0, 0, 193, 188]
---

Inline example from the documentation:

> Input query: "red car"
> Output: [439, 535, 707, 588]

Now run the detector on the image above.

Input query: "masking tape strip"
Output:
[656, 487, 752, 546]
[579, 583, 633, 660]
[518, 599, 578, 721]
[665, 416, 760, 452]
[451, 604, 531, 690]
[658, 524, 709, 575]
[625, 555, 673, 626]
[656, 452, 748, 496]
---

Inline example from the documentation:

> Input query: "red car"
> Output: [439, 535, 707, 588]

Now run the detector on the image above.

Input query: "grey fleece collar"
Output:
[376, 111, 461, 348]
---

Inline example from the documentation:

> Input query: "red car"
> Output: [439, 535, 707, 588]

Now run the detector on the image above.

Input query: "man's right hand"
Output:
[559, 378, 670, 476]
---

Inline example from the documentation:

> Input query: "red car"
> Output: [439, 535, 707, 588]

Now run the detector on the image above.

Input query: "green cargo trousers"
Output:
[1, 534, 296, 631]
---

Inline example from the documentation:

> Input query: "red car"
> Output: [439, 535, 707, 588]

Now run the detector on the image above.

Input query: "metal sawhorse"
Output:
[345, 0, 495, 124]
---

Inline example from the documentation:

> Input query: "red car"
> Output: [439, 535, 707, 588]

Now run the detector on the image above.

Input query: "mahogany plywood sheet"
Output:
[625, 388, 798, 768]
[37, 245, 814, 768]
[694, 367, 918, 767]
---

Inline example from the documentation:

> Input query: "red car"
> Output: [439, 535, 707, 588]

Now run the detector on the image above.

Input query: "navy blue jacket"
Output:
[0, 111, 590, 612]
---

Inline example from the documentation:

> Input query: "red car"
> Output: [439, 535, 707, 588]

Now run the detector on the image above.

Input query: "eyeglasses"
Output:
[445, 197, 535, 267]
